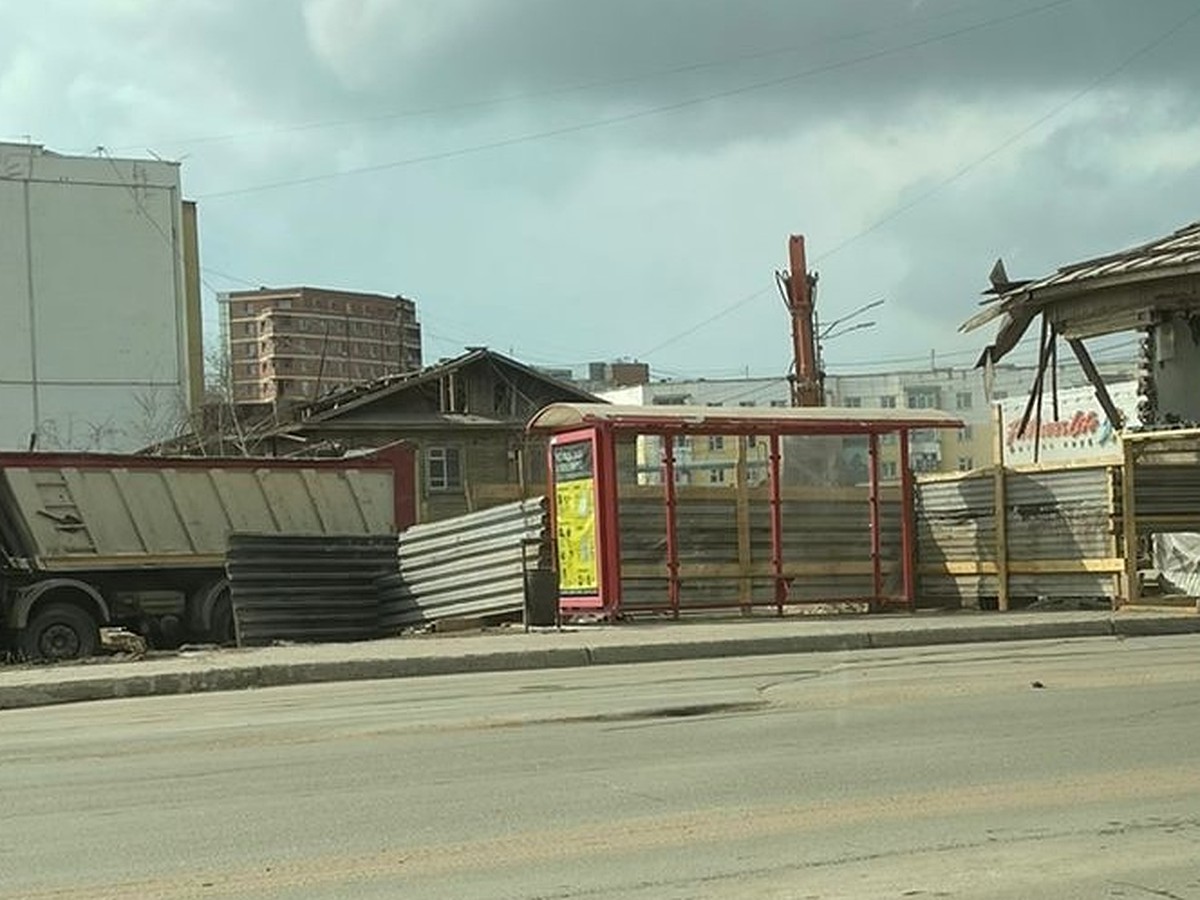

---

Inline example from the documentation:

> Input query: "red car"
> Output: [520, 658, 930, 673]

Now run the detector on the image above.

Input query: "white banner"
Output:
[998, 381, 1138, 465]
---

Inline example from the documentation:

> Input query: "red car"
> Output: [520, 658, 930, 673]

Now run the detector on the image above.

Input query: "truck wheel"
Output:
[19, 603, 100, 662]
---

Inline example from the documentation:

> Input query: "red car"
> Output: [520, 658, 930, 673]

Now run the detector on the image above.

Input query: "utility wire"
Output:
[200, 266, 264, 289]
[639, 285, 775, 358]
[100, 0, 1005, 154]
[636, 1, 1200, 362]
[199, 0, 1076, 200]
[812, 2, 1200, 266]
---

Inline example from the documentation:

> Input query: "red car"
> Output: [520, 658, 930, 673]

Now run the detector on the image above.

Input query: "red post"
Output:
[868, 432, 882, 608]
[768, 434, 786, 615]
[898, 428, 916, 608]
[662, 434, 681, 618]
[597, 427, 623, 618]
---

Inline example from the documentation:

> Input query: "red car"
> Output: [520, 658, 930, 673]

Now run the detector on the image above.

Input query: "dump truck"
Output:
[0, 445, 415, 661]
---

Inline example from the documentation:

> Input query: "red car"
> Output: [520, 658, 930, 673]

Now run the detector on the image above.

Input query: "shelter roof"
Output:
[528, 403, 962, 435]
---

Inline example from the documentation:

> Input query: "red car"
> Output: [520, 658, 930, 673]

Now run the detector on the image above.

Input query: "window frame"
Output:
[426, 446, 463, 492]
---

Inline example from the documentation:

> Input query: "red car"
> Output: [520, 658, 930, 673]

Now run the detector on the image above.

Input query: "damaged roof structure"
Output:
[961, 220, 1200, 459]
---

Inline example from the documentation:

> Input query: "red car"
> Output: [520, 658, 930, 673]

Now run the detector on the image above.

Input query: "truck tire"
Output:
[19, 603, 101, 662]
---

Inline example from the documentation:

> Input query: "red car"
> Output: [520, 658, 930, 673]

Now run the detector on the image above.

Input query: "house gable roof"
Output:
[296, 348, 600, 424]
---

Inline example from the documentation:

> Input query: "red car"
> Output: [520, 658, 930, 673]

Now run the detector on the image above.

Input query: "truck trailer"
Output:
[0, 445, 415, 661]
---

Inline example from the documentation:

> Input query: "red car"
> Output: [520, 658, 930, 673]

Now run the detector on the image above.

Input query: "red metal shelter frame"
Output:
[529, 404, 962, 618]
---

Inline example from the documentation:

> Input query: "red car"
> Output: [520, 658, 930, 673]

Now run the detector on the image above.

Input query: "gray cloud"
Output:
[2, 0, 1198, 379]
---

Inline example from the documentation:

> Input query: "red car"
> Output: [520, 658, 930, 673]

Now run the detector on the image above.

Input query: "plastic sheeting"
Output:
[1153, 532, 1200, 597]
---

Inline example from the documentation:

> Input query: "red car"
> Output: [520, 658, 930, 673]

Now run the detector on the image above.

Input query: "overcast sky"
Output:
[3, 0, 1198, 379]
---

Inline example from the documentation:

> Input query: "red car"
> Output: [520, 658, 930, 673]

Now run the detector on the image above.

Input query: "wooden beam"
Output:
[918, 558, 1125, 577]
[1050, 328, 1060, 422]
[1067, 337, 1125, 431]
[622, 561, 897, 579]
[1033, 316, 1049, 463]
[617, 483, 903, 502]
[1018, 316, 1055, 443]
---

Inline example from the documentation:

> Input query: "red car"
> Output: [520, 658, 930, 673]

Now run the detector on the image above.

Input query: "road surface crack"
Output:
[1107, 880, 1190, 899]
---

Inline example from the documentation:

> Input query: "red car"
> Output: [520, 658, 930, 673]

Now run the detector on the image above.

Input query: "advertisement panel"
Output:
[552, 439, 599, 595]
[999, 381, 1138, 465]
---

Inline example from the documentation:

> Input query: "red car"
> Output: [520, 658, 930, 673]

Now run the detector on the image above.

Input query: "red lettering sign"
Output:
[1006, 410, 1099, 449]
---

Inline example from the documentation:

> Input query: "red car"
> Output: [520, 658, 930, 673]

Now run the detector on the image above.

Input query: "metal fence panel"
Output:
[1006, 467, 1112, 560]
[916, 466, 1118, 608]
[378, 497, 549, 630]
[617, 486, 903, 611]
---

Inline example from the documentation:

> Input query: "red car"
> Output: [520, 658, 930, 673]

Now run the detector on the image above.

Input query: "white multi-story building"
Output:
[0, 143, 202, 450]
[599, 359, 1135, 482]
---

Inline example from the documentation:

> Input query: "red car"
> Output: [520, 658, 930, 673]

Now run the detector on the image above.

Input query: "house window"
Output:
[493, 380, 513, 416]
[878, 395, 896, 408]
[957, 457, 974, 471]
[708, 435, 725, 451]
[881, 461, 898, 479]
[913, 453, 939, 473]
[843, 396, 862, 408]
[993, 390, 1008, 400]
[426, 447, 462, 491]
[956, 391, 973, 410]
[747, 435, 758, 448]
[769, 400, 788, 408]
[958, 425, 973, 441]
[709, 468, 726, 484]
[739, 401, 756, 407]
[906, 390, 938, 409]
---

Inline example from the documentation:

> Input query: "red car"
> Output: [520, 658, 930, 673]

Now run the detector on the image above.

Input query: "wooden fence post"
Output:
[1121, 436, 1139, 606]
[992, 404, 1010, 611]
[735, 437, 752, 612]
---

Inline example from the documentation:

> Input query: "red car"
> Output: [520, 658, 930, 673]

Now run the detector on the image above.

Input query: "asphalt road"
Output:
[3, 635, 1200, 899]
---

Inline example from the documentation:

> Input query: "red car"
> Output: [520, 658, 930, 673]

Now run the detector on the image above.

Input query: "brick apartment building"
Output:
[221, 287, 422, 405]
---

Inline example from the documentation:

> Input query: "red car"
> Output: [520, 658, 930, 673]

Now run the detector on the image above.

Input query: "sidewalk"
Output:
[3, 609, 1199, 711]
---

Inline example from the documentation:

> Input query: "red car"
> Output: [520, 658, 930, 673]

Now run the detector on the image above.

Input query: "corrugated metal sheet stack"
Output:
[226, 533, 399, 645]
[378, 497, 550, 632]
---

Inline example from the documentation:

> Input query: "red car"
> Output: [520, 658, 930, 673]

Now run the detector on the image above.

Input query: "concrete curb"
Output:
[3, 615, 1199, 712]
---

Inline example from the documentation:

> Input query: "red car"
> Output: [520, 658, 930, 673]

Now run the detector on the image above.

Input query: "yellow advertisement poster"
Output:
[555, 477, 598, 594]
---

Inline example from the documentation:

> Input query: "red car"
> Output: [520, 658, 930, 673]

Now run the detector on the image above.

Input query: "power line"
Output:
[200, 266, 263, 289]
[812, 2, 1200, 267]
[636, 1, 1200, 363]
[199, 0, 1077, 200]
[639, 285, 776, 358]
[98, 0, 1003, 155]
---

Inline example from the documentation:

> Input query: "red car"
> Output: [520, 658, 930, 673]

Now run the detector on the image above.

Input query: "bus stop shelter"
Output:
[528, 403, 963, 618]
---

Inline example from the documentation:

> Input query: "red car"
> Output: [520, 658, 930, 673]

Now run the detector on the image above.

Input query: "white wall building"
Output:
[0, 143, 202, 451]
[599, 359, 1136, 481]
